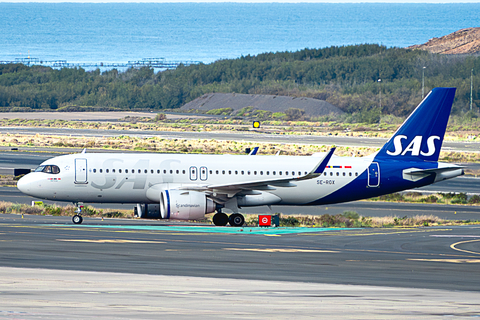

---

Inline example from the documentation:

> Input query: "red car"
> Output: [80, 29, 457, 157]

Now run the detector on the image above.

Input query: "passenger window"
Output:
[100, 169, 103, 173]
[93, 169, 97, 173]
[241, 171, 244, 175]
[157, 169, 160, 174]
[343, 172, 345, 176]
[254, 171, 257, 175]
[183, 170, 186, 174]
[336, 172, 339, 176]
[349, 172, 352, 176]
[222, 170, 225, 175]
[260, 171, 263, 175]
[138, 169, 141, 174]
[170, 170, 173, 174]
[330, 172, 333, 176]
[119, 169, 122, 173]
[266, 171, 269, 175]
[164, 170, 167, 174]
[235, 170, 238, 175]
[176, 170, 179, 174]
[125, 169, 128, 173]
[355, 172, 358, 176]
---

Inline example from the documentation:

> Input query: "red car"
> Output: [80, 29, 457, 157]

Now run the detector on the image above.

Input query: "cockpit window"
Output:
[34, 165, 60, 174]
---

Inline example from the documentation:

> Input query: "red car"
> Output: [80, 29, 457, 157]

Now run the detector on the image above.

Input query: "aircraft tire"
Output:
[72, 215, 83, 224]
[213, 212, 229, 226]
[229, 213, 245, 227]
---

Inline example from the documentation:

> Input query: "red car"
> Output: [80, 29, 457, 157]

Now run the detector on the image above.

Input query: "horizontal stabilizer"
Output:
[403, 166, 464, 182]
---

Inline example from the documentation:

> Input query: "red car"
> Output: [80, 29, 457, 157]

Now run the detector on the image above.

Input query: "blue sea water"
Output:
[1, 3, 479, 65]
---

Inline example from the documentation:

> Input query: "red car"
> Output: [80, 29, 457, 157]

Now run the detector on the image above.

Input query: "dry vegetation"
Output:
[2, 131, 480, 164]
[1, 117, 480, 143]
[1, 201, 477, 227]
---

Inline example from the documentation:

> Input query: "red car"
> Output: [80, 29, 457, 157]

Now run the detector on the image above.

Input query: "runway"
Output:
[1, 214, 480, 318]
[2, 214, 480, 291]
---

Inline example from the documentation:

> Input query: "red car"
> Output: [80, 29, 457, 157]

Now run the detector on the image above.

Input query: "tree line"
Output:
[0, 44, 479, 120]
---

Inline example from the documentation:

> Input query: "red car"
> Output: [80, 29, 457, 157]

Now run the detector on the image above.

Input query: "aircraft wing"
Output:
[180, 148, 335, 196]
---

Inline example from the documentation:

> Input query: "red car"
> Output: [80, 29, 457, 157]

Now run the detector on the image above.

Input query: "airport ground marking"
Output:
[450, 239, 480, 256]
[57, 239, 166, 244]
[306, 228, 453, 237]
[408, 258, 480, 263]
[46, 224, 353, 235]
[224, 248, 339, 253]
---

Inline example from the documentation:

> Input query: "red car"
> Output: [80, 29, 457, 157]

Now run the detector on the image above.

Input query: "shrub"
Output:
[155, 113, 166, 121]
[44, 205, 63, 216]
[342, 211, 359, 220]
[280, 216, 300, 227]
[378, 193, 405, 201]
[422, 195, 438, 203]
[468, 195, 480, 204]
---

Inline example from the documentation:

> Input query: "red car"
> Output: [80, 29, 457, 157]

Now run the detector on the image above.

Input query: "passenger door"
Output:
[368, 162, 380, 187]
[75, 158, 88, 184]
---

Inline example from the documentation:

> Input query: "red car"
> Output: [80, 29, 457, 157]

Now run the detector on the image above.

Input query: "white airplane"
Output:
[17, 88, 463, 226]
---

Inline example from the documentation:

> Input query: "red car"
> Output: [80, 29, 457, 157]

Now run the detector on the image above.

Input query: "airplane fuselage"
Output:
[17, 152, 458, 206]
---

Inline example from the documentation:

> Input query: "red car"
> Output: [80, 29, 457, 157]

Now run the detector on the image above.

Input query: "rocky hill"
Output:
[407, 27, 480, 54]
[181, 93, 343, 117]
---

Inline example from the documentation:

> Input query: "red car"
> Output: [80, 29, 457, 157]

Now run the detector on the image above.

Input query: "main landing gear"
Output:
[212, 211, 245, 227]
[72, 203, 83, 225]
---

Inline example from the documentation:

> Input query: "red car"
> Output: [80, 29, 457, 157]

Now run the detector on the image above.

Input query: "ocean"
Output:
[1, 3, 479, 66]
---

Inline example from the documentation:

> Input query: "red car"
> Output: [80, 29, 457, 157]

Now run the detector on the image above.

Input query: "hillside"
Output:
[180, 93, 343, 117]
[407, 27, 480, 54]
[1, 44, 479, 119]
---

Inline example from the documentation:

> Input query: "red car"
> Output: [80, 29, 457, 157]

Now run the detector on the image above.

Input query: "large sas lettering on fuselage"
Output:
[386, 135, 440, 157]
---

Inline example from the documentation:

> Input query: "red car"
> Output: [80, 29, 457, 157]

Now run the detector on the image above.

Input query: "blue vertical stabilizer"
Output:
[375, 87, 456, 162]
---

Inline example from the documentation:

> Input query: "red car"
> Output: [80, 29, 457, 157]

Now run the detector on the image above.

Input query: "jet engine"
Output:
[160, 190, 216, 220]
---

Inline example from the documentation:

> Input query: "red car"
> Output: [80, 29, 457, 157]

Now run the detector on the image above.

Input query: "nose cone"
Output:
[17, 174, 33, 194]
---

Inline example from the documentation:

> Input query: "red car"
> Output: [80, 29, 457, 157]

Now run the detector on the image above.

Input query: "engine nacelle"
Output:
[160, 190, 216, 220]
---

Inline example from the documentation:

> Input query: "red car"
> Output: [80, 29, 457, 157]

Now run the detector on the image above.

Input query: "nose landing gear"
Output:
[72, 203, 84, 224]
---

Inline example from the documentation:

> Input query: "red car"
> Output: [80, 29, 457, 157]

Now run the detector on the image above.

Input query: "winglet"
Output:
[295, 147, 335, 182]
[248, 147, 259, 155]
[313, 147, 335, 174]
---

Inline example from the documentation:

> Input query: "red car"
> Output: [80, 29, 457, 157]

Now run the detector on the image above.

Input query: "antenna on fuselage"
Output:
[81, 148, 87, 154]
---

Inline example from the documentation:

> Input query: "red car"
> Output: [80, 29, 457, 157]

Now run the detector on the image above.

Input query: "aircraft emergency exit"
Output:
[17, 88, 463, 226]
